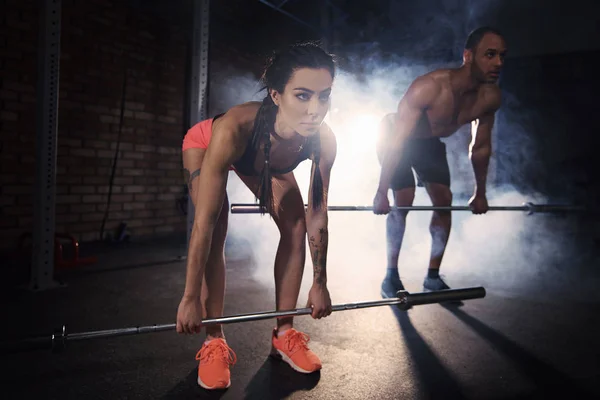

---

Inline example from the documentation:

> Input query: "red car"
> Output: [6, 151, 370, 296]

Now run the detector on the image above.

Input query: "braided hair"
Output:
[251, 42, 335, 215]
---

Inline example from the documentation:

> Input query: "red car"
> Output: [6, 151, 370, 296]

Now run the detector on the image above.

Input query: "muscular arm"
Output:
[306, 124, 337, 286]
[376, 77, 440, 193]
[183, 114, 247, 298]
[469, 89, 501, 196]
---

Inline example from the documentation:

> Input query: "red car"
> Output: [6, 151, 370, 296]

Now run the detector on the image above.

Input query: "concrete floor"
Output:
[2, 211, 599, 399]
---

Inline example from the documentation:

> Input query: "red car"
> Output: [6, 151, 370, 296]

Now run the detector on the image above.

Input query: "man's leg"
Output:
[423, 183, 453, 290]
[413, 138, 453, 291]
[381, 187, 415, 298]
[381, 153, 416, 298]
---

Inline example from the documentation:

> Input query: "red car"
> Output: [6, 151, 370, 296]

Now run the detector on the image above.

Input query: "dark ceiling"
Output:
[123, 0, 390, 37]
[211, 0, 389, 32]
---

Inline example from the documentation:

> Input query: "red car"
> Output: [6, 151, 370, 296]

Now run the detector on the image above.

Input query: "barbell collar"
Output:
[52, 325, 66, 352]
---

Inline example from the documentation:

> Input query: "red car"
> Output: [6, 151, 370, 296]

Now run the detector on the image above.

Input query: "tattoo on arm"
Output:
[318, 227, 326, 242]
[308, 226, 328, 285]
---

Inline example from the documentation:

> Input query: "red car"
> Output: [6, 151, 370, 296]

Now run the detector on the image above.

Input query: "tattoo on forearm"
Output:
[308, 227, 328, 284]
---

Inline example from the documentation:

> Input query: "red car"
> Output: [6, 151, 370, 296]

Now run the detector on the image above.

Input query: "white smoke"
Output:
[214, 51, 597, 305]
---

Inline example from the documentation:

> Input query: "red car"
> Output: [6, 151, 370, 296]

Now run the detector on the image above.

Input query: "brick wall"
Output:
[1, 0, 190, 250]
[0, 0, 299, 254]
[1, 0, 39, 250]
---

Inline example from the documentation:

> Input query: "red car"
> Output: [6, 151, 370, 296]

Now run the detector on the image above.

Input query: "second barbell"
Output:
[230, 202, 584, 215]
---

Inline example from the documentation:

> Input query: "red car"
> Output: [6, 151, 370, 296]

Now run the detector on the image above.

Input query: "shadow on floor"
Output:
[161, 357, 320, 400]
[391, 307, 468, 400]
[441, 303, 596, 398]
[244, 356, 320, 400]
[162, 368, 228, 400]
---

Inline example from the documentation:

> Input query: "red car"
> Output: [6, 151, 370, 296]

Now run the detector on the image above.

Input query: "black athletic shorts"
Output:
[390, 137, 451, 190]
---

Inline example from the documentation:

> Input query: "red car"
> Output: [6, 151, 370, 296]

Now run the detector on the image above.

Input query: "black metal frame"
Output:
[30, 0, 64, 291]
[185, 0, 211, 256]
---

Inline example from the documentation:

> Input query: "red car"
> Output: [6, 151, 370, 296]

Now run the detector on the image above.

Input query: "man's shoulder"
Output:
[413, 69, 448, 88]
[405, 71, 446, 106]
[479, 84, 502, 112]
[419, 68, 453, 86]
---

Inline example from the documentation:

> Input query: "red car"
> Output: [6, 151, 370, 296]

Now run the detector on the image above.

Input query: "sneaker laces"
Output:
[195, 340, 237, 367]
[284, 330, 310, 354]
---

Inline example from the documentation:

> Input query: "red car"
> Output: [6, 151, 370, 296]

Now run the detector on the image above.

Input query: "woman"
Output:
[177, 42, 338, 390]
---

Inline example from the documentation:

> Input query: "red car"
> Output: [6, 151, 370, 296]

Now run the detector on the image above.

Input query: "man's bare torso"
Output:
[410, 69, 500, 139]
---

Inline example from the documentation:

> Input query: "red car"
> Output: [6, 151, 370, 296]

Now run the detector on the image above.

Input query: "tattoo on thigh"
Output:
[186, 168, 201, 192]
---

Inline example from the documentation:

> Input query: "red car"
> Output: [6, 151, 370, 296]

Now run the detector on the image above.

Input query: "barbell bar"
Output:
[1, 286, 485, 354]
[230, 202, 585, 215]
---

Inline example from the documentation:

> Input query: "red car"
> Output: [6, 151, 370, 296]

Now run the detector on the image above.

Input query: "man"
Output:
[373, 26, 507, 298]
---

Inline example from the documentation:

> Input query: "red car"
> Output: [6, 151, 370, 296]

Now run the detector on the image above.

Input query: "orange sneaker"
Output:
[195, 338, 237, 390]
[270, 328, 322, 373]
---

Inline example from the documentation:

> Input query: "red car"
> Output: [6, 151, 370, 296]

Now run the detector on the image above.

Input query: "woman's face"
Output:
[271, 67, 333, 138]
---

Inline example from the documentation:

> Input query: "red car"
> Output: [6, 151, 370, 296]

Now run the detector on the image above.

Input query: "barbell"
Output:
[230, 202, 584, 214]
[1, 286, 485, 354]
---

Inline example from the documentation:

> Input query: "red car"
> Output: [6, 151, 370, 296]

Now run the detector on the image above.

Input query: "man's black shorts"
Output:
[390, 137, 451, 190]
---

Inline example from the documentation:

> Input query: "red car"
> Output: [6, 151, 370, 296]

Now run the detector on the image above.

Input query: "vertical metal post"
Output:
[186, 0, 210, 254]
[29, 0, 63, 291]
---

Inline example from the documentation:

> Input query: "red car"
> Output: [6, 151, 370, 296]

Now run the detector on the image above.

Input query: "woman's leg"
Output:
[237, 171, 322, 374]
[183, 148, 229, 339]
[270, 174, 307, 331]
[237, 172, 306, 331]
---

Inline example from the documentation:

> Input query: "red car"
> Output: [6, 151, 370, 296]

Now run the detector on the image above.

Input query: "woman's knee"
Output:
[276, 212, 306, 244]
[192, 193, 229, 249]
[271, 184, 307, 243]
[212, 196, 229, 241]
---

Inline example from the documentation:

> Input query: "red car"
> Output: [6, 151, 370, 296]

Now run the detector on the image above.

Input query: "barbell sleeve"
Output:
[402, 286, 486, 308]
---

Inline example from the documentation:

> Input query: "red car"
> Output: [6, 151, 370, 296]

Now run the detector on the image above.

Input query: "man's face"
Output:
[469, 33, 508, 84]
